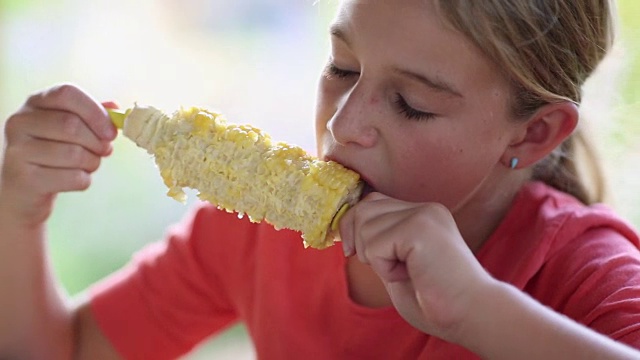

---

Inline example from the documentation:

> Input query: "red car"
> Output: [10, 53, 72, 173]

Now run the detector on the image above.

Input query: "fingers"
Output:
[24, 83, 117, 141]
[340, 194, 458, 282]
[2, 118, 105, 195]
[339, 193, 426, 281]
[340, 192, 406, 256]
[0, 84, 118, 224]
[357, 214, 420, 283]
[5, 109, 113, 157]
[19, 137, 103, 173]
[338, 193, 493, 339]
[3, 159, 93, 194]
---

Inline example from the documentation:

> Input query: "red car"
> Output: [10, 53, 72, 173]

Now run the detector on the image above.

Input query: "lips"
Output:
[359, 181, 376, 200]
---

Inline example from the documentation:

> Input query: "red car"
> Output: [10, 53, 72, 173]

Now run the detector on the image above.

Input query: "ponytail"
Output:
[532, 129, 606, 205]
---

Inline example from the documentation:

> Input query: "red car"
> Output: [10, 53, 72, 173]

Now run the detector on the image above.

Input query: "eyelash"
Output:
[325, 62, 437, 121]
[324, 63, 358, 79]
[393, 93, 437, 121]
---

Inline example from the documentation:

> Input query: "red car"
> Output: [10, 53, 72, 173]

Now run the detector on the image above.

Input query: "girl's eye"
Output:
[323, 63, 359, 79]
[393, 93, 436, 121]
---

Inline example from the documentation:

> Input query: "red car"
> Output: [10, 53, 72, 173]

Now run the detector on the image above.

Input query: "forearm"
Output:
[0, 208, 75, 360]
[457, 279, 639, 360]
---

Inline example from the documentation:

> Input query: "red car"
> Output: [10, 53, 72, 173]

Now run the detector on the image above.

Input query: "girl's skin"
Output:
[320, 0, 572, 307]
[0, 0, 638, 359]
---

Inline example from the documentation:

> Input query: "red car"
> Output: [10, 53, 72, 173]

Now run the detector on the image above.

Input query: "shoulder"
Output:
[506, 183, 640, 343]
[530, 224, 640, 291]
[504, 181, 639, 251]
[479, 181, 640, 286]
[527, 226, 640, 344]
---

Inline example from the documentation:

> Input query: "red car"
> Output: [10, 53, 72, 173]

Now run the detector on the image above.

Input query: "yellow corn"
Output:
[113, 105, 362, 249]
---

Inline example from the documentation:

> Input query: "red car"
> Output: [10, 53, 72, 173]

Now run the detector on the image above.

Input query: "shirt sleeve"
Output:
[88, 203, 239, 360]
[527, 227, 640, 348]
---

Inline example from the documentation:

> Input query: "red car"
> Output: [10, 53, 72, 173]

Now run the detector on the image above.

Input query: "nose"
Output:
[326, 84, 379, 148]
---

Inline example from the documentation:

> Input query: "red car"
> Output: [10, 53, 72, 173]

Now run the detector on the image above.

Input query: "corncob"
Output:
[108, 105, 362, 249]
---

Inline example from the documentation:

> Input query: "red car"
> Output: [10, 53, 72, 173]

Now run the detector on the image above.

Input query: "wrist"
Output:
[447, 276, 509, 352]
[0, 191, 54, 231]
[0, 203, 48, 238]
[425, 271, 499, 346]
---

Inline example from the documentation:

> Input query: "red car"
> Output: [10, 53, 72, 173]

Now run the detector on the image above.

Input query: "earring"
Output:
[510, 157, 519, 169]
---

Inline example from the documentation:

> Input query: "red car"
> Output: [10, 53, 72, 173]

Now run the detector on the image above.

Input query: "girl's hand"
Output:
[339, 192, 493, 343]
[0, 84, 117, 226]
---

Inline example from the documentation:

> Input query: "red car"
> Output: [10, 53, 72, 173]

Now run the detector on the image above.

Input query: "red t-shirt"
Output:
[89, 182, 640, 359]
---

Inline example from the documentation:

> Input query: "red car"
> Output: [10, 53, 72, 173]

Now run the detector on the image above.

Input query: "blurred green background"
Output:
[0, 0, 638, 358]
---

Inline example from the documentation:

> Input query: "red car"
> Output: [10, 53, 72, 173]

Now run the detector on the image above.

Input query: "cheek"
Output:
[390, 137, 501, 207]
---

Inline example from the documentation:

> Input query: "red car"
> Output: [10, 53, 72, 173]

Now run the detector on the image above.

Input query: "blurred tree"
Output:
[618, 0, 640, 143]
[0, 0, 57, 13]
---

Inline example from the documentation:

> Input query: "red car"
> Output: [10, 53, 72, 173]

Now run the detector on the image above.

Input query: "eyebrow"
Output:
[392, 68, 464, 98]
[330, 24, 352, 47]
[330, 24, 463, 99]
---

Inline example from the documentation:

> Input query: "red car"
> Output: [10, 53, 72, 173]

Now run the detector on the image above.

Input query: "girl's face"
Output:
[315, 0, 520, 211]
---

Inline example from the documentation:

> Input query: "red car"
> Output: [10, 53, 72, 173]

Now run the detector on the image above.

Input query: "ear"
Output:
[503, 102, 578, 169]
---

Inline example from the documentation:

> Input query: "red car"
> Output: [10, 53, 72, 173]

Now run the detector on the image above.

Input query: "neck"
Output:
[453, 170, 532, 252]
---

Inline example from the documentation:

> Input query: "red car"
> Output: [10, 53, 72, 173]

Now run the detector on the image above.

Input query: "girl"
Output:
[1, 0, 639, 359]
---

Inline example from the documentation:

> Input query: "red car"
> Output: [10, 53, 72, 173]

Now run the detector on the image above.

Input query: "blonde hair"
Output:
[434, 0, 615, 204]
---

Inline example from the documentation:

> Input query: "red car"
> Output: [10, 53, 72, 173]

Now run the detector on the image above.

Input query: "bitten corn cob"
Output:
[110, 105, 362, 249]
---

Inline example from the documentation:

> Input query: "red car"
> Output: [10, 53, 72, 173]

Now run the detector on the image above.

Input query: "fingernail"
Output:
[102, 101, 119, 109]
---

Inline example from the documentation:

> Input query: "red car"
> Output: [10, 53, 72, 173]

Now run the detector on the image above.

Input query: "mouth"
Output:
[359, 181, 376, 200]
[323, 155, 376, 200]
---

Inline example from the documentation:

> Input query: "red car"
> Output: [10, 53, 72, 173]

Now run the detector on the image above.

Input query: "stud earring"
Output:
[510, 157, 519, 169]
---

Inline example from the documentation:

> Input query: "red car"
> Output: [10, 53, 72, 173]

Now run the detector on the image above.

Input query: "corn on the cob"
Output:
[111, 105, 362, 249]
